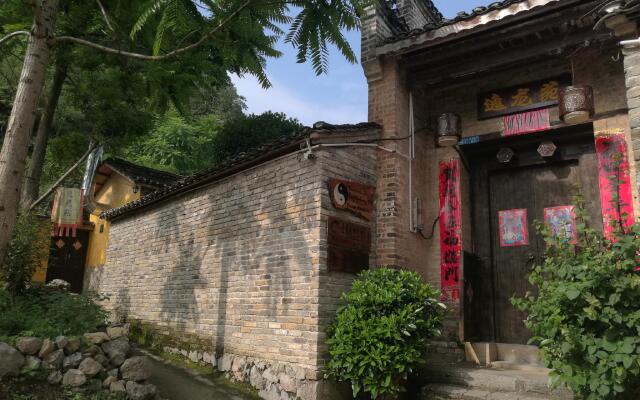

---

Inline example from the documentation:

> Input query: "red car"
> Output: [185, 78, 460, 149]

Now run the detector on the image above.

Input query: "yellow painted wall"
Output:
[86, 173, 140, 268]
[32, 172, 140, 283]
[32, 219, 53, 283]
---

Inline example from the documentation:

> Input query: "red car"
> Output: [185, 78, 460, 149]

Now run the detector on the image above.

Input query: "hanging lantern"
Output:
[437, 113, 462, 147]
[559, 85, 594, 125]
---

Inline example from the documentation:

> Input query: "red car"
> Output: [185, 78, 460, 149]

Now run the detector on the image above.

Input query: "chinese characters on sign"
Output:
[498, 209, 529, 247]
[595, 132, 635, 240]
[478, 75, 571, 119]
[544, 206, 577, 245]
[438, 160, 462, 302]
[502, 109, 551, 136]
[328, 178, 375, 221]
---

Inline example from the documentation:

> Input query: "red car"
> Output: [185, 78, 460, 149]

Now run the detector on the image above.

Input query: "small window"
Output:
[99, 224, 105, 234]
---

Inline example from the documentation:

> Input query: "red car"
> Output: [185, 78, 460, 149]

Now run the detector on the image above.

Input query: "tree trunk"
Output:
[20, 61, 67, 211]
[0, 0, 60, 264]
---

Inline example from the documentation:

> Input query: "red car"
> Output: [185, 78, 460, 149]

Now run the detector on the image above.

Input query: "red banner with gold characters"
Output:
[595, 132, 635, 240]
[439, 160, 462, 302]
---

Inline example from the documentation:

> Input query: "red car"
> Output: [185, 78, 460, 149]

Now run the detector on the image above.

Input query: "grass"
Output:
[0, 375, 126, 400]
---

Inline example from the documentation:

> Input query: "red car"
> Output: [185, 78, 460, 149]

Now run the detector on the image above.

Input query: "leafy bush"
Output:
[0, 214, 50, 296]
[325, 268, 446, 399]
[513, 205, 640, 399]
[0, 285, 108, 340]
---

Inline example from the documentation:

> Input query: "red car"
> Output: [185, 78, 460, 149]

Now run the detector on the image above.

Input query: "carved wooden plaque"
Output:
[328, 178, 375, 220]
[327, 217, 371, 274]
[478, 75, 571, 119]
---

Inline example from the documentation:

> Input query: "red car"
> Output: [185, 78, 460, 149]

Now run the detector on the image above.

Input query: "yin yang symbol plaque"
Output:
[328, 178, 375, 221]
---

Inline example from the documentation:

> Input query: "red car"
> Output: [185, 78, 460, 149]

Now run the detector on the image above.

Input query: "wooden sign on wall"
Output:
[327, 217, 371, 274]
[478, 75, 571, 119]
[328, 178, 375, 220]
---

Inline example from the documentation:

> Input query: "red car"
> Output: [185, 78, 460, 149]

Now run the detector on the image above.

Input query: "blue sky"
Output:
[232, 1, 494, 125]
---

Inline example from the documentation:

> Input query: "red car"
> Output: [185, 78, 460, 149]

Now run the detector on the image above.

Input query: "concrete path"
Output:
[139, 349, 259, 400]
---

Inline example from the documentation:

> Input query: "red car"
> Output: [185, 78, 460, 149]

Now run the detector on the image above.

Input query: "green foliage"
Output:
[513, 201, 640, 399]
[1, 374, 127, 399]
[210, 111, 302, 164]
[0, 286, 108, 340]
[124, 109, 221, 174]
[133, 0, 371, 81]
[0, 215, 50, 297]
[325, 268, 446, 399]
[123, 109, 301, 175]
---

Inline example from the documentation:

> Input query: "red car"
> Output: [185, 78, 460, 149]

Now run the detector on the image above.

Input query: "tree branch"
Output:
[96, 0, 115, 32]
[53, 0, 252, 61]
[0, 31, 30, 47]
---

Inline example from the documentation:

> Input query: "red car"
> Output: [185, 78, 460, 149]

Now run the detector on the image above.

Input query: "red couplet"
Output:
[595, 133, 635, 240]
[438, 159, 462, 302]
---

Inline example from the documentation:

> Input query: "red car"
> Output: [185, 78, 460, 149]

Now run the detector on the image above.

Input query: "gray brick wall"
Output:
[86, 143, 377, 375]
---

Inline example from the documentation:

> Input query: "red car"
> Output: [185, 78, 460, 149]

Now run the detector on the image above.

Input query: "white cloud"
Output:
[231, 74, 367, 126]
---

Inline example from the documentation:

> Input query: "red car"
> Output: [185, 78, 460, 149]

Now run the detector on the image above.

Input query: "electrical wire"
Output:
[418, 215, 440, 240]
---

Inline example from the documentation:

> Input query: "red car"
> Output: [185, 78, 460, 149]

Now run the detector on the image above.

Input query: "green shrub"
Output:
[513, 206, 640, 399]
[325, 268, 446, 399]
[0, 214, 50, 296]
[0, 285, 108, 340]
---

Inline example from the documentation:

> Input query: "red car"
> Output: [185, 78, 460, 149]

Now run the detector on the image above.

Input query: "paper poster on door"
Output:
[544, 206, 577, 244]
[499, 209, 529, 247]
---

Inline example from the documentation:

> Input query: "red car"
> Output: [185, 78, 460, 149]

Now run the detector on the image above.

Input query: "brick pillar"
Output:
[367, 58, 412, 269]
[624, 46, 640, 168]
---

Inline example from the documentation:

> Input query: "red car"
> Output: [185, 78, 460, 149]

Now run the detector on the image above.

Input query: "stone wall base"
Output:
[126, 319, 350, 400]
[215, 353, 351, 400]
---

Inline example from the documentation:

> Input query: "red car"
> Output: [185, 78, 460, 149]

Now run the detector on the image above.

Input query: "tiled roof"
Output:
[383, 0, 546, 44]
[102, 158, 182, 189]
[100, 122, 381, 220]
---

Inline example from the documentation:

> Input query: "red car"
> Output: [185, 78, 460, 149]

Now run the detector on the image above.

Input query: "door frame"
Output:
[461, 124, 600, 343]
[47, 229, 91, 293]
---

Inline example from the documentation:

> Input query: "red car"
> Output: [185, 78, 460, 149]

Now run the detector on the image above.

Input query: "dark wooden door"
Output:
[489, 162, 581, 343]
[465, 127, 603, 344]
[47, 231, 89, 293]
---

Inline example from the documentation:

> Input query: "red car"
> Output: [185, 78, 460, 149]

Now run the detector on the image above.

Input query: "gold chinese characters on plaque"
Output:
[477, 75, 571, 119]
[328, 178, 375, 221]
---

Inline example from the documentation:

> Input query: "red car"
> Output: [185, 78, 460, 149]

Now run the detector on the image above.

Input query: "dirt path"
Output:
[138, 349, 260, 400]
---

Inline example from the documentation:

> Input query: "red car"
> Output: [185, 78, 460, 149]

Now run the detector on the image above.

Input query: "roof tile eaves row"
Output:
[100, 122, 381, 220]
[384, 0, 526, 44]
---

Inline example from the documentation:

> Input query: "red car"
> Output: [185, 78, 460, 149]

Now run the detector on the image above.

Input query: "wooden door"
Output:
[489, 162, 581, 343]
[47, 231, 89, 293]
[465, 127, 603, 343]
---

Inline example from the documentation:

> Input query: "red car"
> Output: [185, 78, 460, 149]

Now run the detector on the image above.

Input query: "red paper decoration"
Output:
[438, 160, 462, 302]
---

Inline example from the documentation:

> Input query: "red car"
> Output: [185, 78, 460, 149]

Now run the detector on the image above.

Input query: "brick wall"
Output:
[86, 141, 377, 377]
[316, 146, 377, 366]
[397, 0, 441, 30]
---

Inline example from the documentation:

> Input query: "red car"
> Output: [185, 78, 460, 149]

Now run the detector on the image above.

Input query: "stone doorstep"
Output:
[465, 343, 543, 367]
[425, 341, 466, 365]
[420, 364, 573, 400]
[421, 384, 562, 400]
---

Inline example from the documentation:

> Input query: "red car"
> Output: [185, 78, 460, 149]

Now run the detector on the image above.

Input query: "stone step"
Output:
[421, 384, 556, 400]
[426, 341, 466, 365]
[420, 364, 573, 400]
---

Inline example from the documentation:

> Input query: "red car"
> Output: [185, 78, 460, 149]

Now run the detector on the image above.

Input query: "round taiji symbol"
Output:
[333, 183, 349, 207]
